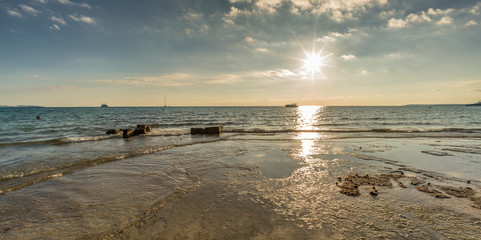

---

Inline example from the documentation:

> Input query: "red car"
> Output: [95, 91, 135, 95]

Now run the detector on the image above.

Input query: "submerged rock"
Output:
[122, 125, 152, 138]
[191, 126, 223, 135]
[106, 129, 120, 134]
[123, 129, 135, 138]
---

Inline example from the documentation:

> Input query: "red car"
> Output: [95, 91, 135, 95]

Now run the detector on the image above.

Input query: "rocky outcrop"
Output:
[191, 126, 223, 135]
[106, 129, 121, 134]
[122, 125, 152, 138]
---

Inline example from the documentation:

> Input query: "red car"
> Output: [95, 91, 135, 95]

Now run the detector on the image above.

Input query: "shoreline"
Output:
[1, 134, 481, 239]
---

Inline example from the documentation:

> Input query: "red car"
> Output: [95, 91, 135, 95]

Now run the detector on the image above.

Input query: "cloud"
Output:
[256, 0, 283, 14]
[427, 8, 454, 16]
[464, 20, 477, 27]
[19, 5, 39, 16]
[436, 16, 453, 25]
[50, 24, 61, 30]
[7, 10, 23, 18]
[50, 16, 67, 25]
[252, 69, 299, 79]
[361, 70, 368, 75]
[37, 0, 48, 3]
[58, 0, 91, 9]
[341, 54, 357, 60]
[41, 85, 77, 91]
[205, 75, 240, 84]
[69, 15, 95, 24]
[245, 36, 256, 43]
[318, 31, 353, 42]
[387, 18, 407, 28]
[255, 47, 269, 52]
[388, 8, 457, 28]
[95, 74, 194, 87]
[222, 6, 251, 25]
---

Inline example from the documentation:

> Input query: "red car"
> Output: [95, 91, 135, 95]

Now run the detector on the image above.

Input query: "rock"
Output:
[122, 125, 152, 138]
[191, 126, 223, 135]
[106, 129, 120, 134]
[370, 187, 378, 196]
[136, 125, 152, 133]
[123, 129, 135, 138]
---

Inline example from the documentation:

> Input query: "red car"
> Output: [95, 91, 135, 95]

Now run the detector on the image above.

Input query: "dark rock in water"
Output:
[191, 126, 223, 134]
[123, 129, 135, 138]
[123, 125, 152, 138]
[106, 129, 120, 134]
[136, 125, 152, 133]
[370, 187, 378, 196]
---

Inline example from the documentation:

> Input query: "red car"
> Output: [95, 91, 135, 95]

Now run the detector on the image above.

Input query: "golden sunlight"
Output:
[304, 52, 322, 75]
[296, 106, 322, 130]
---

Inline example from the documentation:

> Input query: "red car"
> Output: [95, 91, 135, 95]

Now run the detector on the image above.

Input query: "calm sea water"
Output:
[1, 105, 481, 239]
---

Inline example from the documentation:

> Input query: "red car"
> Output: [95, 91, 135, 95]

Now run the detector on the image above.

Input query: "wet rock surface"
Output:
[337, 173, 481, 209]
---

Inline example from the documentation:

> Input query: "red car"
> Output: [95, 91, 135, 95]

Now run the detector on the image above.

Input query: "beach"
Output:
[1, 106, 481, 239]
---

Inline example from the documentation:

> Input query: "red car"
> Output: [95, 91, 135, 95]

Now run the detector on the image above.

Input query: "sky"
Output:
[1, 0, 481, 106]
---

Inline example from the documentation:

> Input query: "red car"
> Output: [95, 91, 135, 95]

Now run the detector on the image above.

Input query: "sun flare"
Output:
[301, 50, 328, 79]
[304, 52, 322, 73]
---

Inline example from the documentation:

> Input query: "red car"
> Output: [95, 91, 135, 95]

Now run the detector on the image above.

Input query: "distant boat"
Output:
[466, 101, 481, 106]
[285, 103, 298, 107]
[101, 103, 109, 108]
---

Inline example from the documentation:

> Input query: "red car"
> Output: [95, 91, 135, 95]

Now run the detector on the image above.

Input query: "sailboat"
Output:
[164, 94, 168, 107]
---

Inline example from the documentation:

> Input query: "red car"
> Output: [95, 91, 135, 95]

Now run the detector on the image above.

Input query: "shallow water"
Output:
[1, 106, 481, 239]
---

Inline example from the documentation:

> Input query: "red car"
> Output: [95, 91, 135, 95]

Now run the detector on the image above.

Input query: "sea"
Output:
[1, 105, 481, 239]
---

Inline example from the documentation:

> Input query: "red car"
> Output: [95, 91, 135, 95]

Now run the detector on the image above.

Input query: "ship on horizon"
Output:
[285, 103, 298, 107]
[101, 103, 109, 108]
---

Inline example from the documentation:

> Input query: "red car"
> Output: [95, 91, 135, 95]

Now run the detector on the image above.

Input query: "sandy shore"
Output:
[103, 135, 481, 239]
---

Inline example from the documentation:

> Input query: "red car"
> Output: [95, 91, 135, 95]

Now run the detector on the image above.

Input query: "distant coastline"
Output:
[0, 105, 44, 108]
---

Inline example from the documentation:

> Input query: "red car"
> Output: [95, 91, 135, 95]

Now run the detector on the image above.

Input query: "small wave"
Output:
[60, 135, 119, 143]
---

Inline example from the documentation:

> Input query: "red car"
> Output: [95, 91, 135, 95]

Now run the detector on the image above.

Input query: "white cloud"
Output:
[464, 20, 477, 27]
[184, 11, 203, 21]
[318, 31, 353, 42]
[256, 0, 283, 14]
[50, 24, 61, 30]
[379, 10, 396, 19]
[427, 8, 454, 16]
[222, 6, 251, 25]
[69, 15, 95, 24]
[37, 0, 48, 3]
[7, 10, 23, 18]
[255, 47, 269, 52]
[19, 5, 38, 16]
[406, 12, 431, 23]
[291, 0, 312, 10]
[58, 0, 91, 9]
[388, 8, 456, 28]
[361, 70, 368, 75]
[205, 75, 240, 85]
[96, 74, 193, 87]
[470, 4, 480, 15]
[388, 18, 407, 28]
[50, 16, 67, 25]
[437, 16, 453, 25]
[229, 0, 251, 3]
[389, 53, 402, 58]
[341, 54, 357, 60]
[245, 36, 256, 43]
[252, 69, 299, 79]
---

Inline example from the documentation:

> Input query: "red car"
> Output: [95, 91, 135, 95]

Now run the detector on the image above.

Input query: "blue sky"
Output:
[1, 0, 481, 106]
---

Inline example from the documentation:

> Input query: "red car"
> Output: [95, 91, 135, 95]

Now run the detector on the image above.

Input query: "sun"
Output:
[301, 50, 328, 79]
[304, 51, 323, 75]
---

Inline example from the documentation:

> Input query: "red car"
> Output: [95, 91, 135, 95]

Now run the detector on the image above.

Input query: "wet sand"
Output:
[2, 133, 481, 239]
[106, 134, 481, 239]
